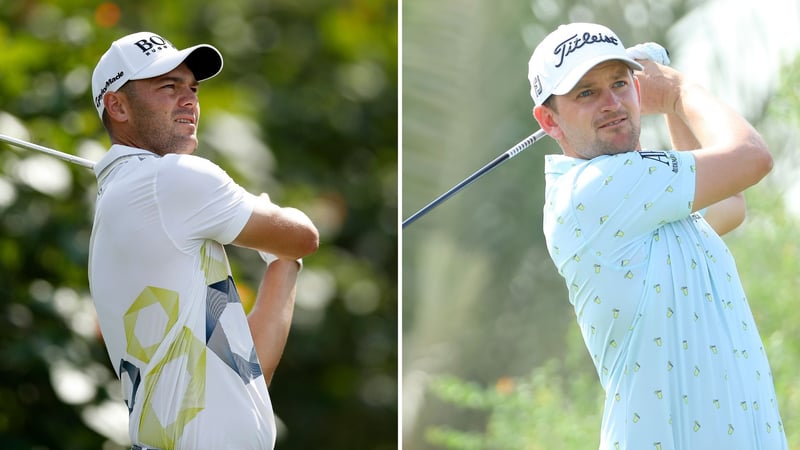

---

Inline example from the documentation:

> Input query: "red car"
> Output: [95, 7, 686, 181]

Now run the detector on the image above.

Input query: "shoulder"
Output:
[153, 154, 245, 204]
[149, 154, 256, 244]
[161, 153, 228, 176]
[157, 154, 236, 187]
[594, 150, 695, 174]
[575, 151, 694, 185]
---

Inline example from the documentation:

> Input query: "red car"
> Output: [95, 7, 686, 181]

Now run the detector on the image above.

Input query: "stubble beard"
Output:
[581, 120, 641, 160]
[130, 106, 198, 156]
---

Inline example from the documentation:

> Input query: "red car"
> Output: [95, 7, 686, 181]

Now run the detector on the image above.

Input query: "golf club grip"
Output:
[402, 129, 547, 228]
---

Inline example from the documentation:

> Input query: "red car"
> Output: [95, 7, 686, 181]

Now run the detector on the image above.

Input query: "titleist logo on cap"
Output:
[553, 32, 620, 68]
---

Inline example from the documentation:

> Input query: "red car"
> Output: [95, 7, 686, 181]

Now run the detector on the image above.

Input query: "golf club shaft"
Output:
[402, 129, 547, 228]
[0, 134, 95, 169]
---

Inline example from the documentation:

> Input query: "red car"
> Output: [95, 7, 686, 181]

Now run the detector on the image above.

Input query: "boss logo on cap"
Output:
[132, 35, 174, 56]
[553, 32, 619, 68]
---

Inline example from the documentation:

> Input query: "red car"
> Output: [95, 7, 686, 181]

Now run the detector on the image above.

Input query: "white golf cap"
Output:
[91, 31, 223, 118]
[528, 23, 642, 106]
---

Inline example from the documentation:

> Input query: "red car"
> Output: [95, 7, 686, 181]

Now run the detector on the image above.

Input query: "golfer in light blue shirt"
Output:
[531, 23, 786, 449]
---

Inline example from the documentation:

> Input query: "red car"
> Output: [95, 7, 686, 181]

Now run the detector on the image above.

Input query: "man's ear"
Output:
[104, 91, 129, 123]
[533, 104, 563, 140]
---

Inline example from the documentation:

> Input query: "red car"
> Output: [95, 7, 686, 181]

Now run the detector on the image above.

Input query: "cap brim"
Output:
[132, 44, 223, 82]
[183, 45, 224, 81]
[551, 56, 643, 96]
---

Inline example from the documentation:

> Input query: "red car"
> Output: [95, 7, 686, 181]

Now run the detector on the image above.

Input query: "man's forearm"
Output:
[233, 194, 320, 261]
[666, 112, 700, 151]
[665, 112, 746, 235]
[248, 259, 299, 386]
[637, 61, 771, 210]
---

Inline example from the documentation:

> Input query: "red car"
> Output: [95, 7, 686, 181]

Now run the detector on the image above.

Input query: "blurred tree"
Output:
[0, 0, 397, 449]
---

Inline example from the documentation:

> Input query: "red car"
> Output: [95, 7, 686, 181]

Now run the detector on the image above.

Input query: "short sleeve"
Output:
[154, 154, 257, 250]
[569, 150, 696, 252]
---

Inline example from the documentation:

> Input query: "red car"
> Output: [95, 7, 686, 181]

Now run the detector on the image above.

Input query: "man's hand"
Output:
[634, 54, 772, 214]
[626, 42, 679, 116]
[626, 42, 670, 65]
[634, 59, 686, 117]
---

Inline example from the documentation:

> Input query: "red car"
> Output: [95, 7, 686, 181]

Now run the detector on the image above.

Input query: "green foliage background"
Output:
[402, 0, 800, 449]
[0, 0, 397, 449]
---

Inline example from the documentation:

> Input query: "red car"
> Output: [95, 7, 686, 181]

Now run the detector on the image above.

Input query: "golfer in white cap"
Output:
[88, 32, 318, 450]
[531, 23, 787, 449]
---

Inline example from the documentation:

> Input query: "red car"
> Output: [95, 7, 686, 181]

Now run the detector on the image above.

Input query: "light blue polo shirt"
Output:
[543, 151, 786, 449]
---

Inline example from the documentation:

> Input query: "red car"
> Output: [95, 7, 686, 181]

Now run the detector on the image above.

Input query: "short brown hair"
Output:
[542, 95, 558, 113]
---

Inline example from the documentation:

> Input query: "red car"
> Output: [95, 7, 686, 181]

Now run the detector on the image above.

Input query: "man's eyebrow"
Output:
[571, 79, 597, 92]
[573, 67, 631, 91]
[611, 66, 631, 78]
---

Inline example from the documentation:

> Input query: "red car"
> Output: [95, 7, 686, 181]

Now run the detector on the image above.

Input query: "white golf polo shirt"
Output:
[543, 151, 786, 449]
[89, 145, 275, 449]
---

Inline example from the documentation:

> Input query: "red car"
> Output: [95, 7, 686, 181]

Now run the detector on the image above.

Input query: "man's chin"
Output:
[161, 139, 198, 156]
[178, 136, 199, 154]
[582, 143, 634, 159]
[601, 136, 639, 154]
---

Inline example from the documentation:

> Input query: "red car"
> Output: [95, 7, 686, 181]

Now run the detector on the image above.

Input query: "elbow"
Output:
[303, 225, 320, 257]
[737, 134, 773, 189]
[284, 208, 319, 258]
[760, 149, 774, 177]
[292, 222, 319, 258]
[752, 136, 773, 180]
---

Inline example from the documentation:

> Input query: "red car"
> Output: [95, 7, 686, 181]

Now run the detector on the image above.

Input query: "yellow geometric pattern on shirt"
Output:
[124, 286, 179, 363]
[138, 325, 206, 449]
[200, 240, 228, 284]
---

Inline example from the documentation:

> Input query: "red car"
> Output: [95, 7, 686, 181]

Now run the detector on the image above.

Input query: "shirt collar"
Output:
[544, 154, 584, 176]
[94, 145, 159, 179]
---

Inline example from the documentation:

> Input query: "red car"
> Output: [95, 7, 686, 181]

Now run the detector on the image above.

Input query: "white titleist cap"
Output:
[91, 31, 223, 118]
[527, 23, 642, 106]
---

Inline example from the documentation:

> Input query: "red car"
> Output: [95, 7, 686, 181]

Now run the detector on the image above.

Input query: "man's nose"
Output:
[180, 86, 198, 106]
[600, 90, 622, 112]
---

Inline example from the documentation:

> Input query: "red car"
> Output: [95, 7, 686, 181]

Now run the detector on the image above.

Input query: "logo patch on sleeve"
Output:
[639, 151, 679, 173]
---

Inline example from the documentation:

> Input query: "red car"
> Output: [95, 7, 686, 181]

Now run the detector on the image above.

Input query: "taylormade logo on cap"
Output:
[527, 23, 642, 106]
[91, 31, 223, 118]
[94, 71, 125, 110]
